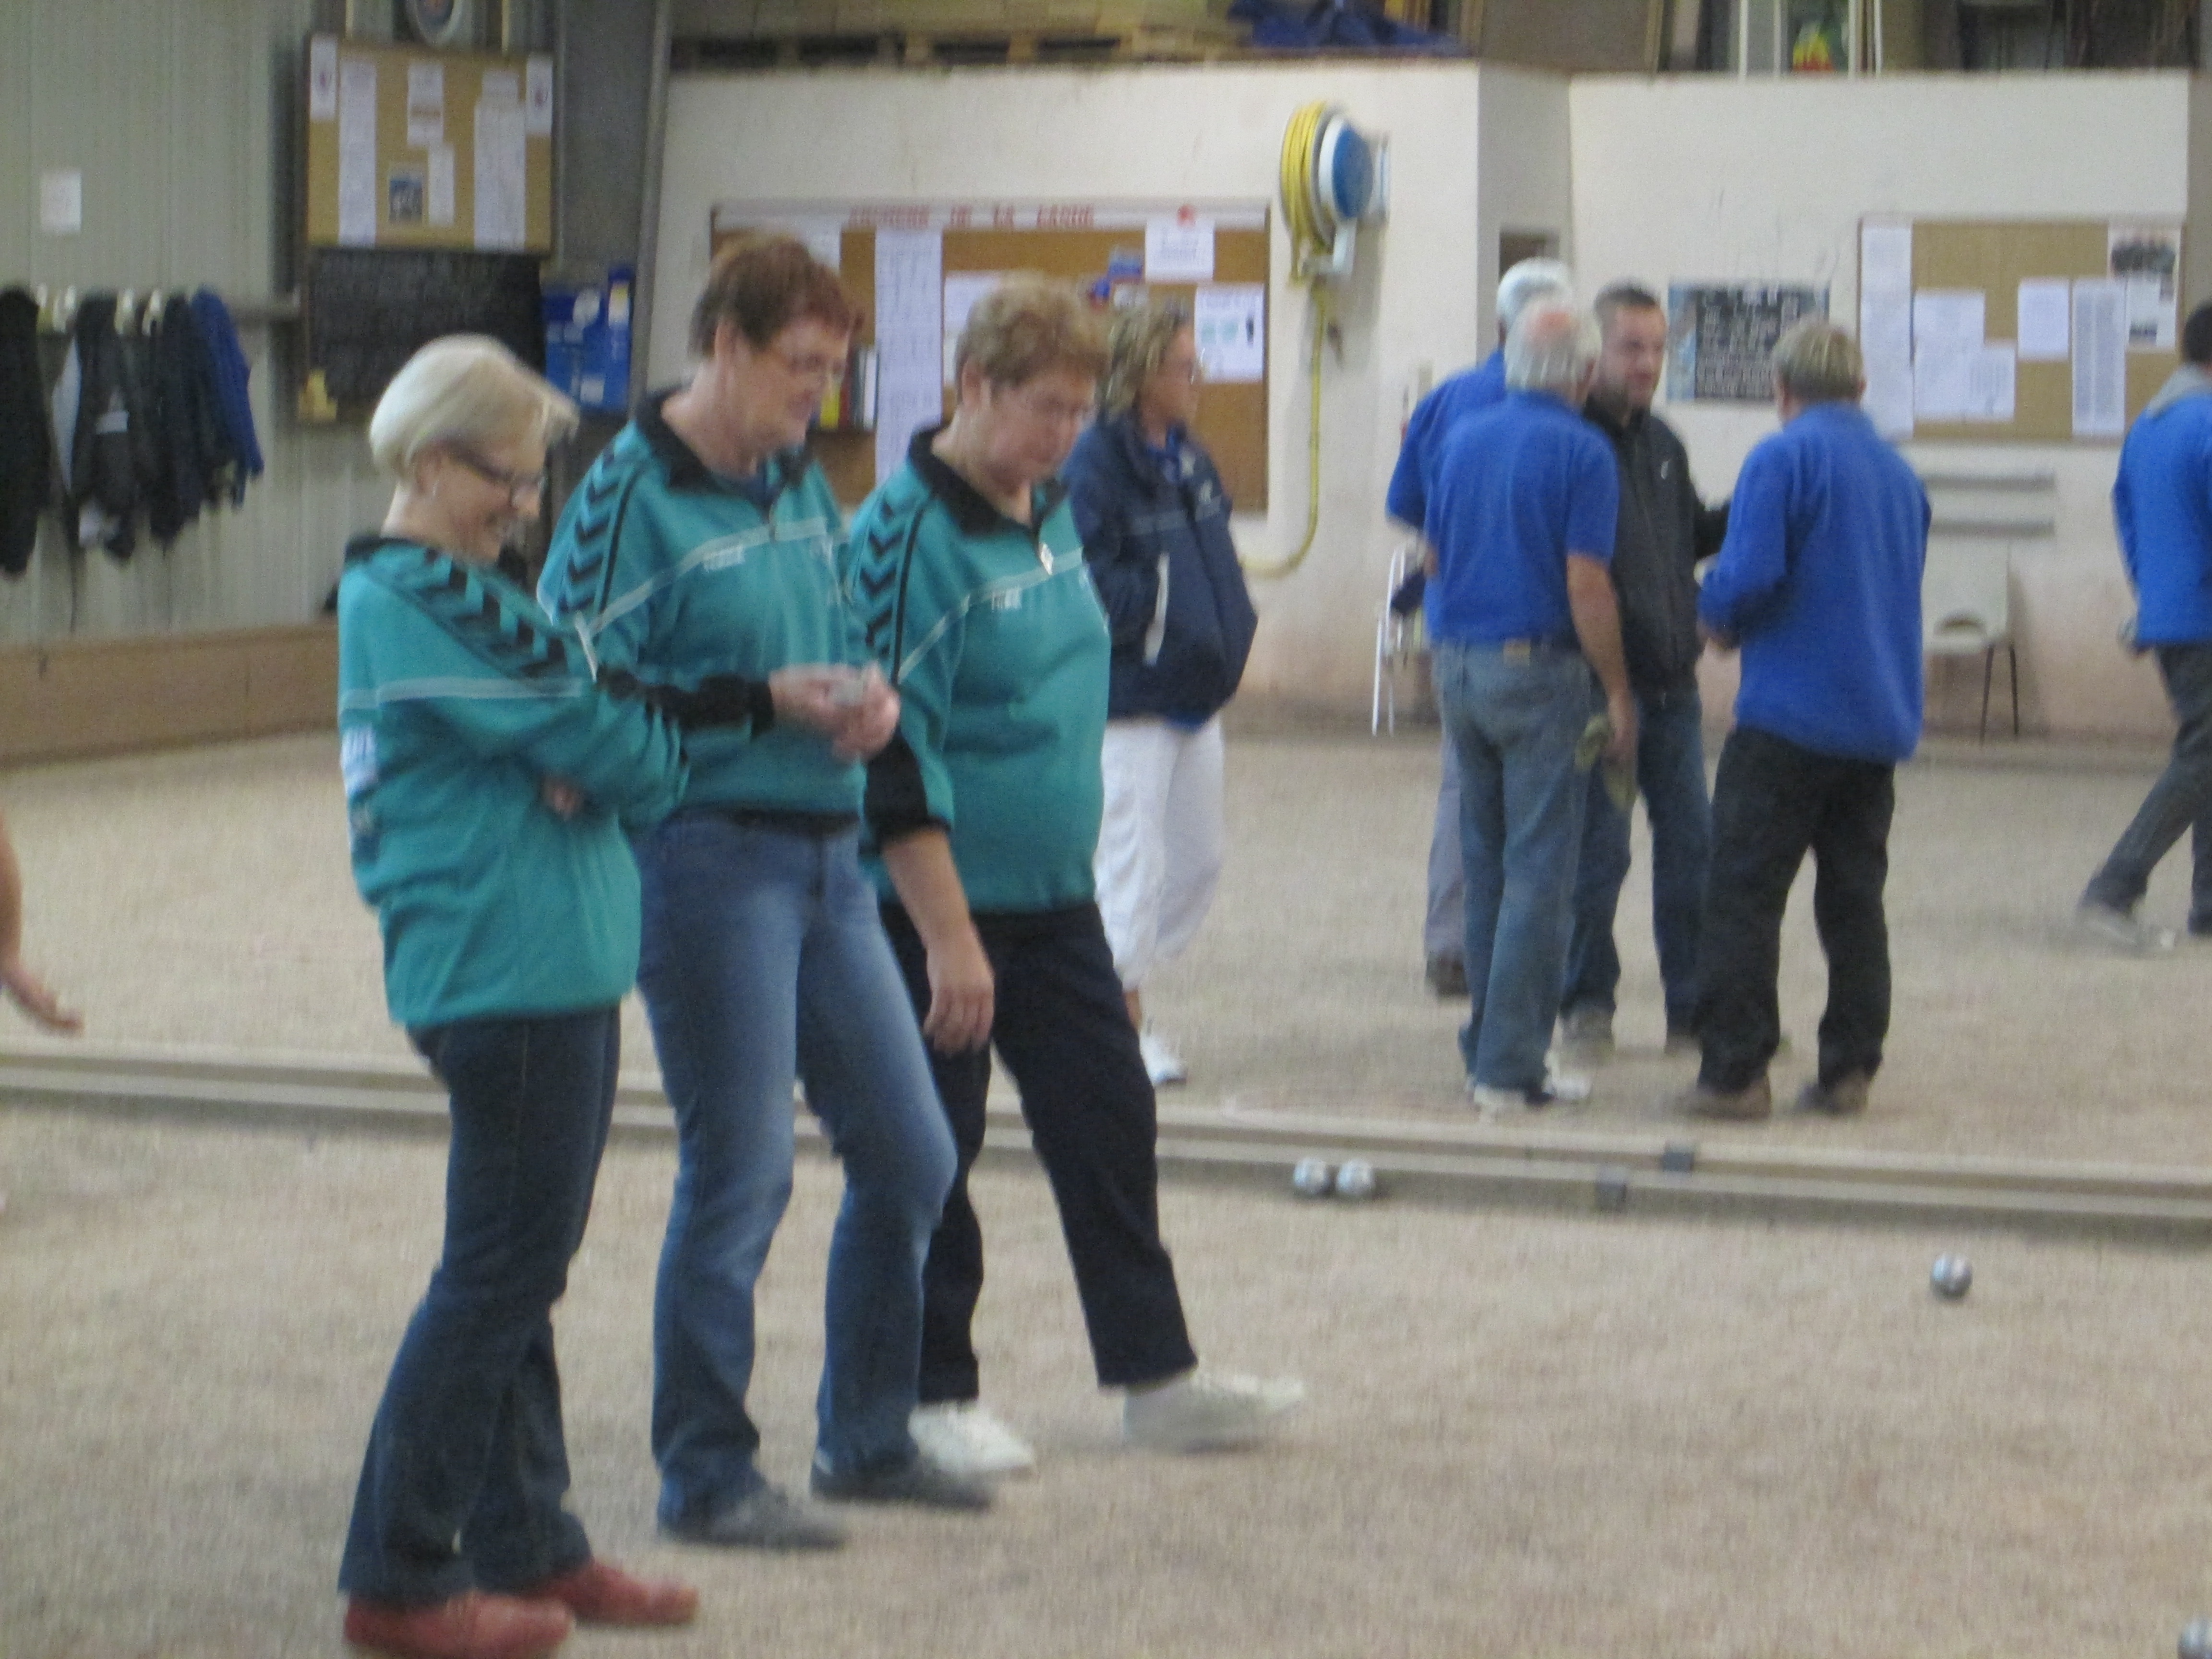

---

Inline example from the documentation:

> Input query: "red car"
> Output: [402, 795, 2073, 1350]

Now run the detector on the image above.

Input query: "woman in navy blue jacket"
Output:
[1061, 302, 1257, 1087]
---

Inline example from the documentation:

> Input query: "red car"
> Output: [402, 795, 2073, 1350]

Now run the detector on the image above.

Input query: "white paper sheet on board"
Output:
[875, 230, 945, 486]
[1965, 344, 2016, 421]
[1193, 284, 1266, 383]
[2017, 279, 2071, 361]
[1913, 347, 1973, 421]
[1861, 221, 1912, 292]
[337, 59, 379, 246]
[525, 56, 554, 137]
[1145, 217, 1214, 282]
[941, 273, 1006, 384]
[1862, 359, 1914, 440]
[309, 37, 339, 121]
[407, 63, 445, 148]
[472, 98, 528, 249]
[1913, 289, 1985, 352]
[2072, 278, 2128, 438]
[427, 145, 456, 227]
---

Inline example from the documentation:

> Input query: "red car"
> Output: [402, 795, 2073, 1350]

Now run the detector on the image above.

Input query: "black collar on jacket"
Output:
[907, 423, 1068, 539]
[637, 387, 805, 508]
[1099, 411, 1189, 500]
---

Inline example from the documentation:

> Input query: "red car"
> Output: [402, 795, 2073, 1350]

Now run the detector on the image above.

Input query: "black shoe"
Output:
[1425, 955, 1469, 998]
[661, 1484, 847, 1551]
[1794, 1072, 1870, 1116]
[809, 1452, 994, 1511]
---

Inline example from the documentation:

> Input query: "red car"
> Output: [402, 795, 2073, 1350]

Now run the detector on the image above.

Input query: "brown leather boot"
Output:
[1668, 1076, 1773, 1121]
[343, 1590, 572, 1659]
[523, 1560, 699, 1628]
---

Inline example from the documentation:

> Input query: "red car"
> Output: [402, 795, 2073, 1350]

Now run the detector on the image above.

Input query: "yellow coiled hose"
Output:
[1243, 101, 1337, 580]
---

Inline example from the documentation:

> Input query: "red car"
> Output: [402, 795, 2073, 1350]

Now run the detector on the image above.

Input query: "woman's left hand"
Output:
[829, 667, 902, 762]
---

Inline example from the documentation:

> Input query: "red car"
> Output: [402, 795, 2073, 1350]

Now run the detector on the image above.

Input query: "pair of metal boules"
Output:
[1291, 1158, 1379, 1202]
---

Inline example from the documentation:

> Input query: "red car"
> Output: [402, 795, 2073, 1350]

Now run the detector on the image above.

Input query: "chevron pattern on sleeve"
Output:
[850, 498, 928, 682]
[382, 548, 582, 683]
[546, 451, 640, 622]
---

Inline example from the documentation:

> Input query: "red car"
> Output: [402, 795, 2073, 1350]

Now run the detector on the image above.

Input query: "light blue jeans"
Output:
[1433, 643, 1597, 1093]
[634, 814, 955, 1525]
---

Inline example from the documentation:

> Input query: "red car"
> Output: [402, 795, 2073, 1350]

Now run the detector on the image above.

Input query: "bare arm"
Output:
[0, 811, 80, 1034]
[878, 830, 994, 1054]
[1565, 553, 1636, 767]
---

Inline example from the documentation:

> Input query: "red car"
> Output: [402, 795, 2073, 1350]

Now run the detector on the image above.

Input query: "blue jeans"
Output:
[340, 1008, 619, 1605]
[2084, 642, 2212, 926]
[634, 815, 955, 1524]
[1562, 686, 1712, 1033]
[1434, 642, 1597, 1092]
[1424, 735, 1466, 961]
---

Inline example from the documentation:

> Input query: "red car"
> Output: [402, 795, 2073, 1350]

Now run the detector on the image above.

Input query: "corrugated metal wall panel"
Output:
[0, 0, 379, 647]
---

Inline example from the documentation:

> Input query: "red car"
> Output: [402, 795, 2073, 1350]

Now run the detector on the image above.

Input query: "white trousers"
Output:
[1094, 715, 1227, 992]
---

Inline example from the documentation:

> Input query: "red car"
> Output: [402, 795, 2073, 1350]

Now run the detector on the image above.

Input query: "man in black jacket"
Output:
[1558, 283, 1728, 1061]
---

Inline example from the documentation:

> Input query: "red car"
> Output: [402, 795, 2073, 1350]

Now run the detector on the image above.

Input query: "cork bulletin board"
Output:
[1860, 217, 2181, 444]
[303, 34, 553, 253]
[709, 203, 1272, 509]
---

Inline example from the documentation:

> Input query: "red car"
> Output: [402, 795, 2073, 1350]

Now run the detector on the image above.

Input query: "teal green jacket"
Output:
[847, 427, 1112, 914]
[538, 392, 868, 817]
[339, 536, 686, 1028]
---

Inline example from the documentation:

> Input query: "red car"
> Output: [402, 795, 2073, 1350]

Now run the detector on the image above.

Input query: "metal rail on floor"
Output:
[5, 1041, 2212, 1243]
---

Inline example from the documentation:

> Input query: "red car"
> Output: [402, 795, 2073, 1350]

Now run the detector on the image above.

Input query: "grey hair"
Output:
[1504, 299, 1600, 393]
[1769, 319, 1863, 403]
[368, 336, 577, 479]
[1497, 258, 1575, 334]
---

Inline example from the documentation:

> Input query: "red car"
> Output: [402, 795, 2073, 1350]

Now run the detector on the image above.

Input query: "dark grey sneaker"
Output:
[661, 1483, 847, 1551]
[1795, 1072, 1870, 1116]
[1558, 1005, 1615, 1064]
[1426, 954, 1470, 998]
[809, 1452, 994, 1511]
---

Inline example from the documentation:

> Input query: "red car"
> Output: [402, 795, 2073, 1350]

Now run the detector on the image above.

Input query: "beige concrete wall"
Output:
[655, 61, 1571, 717]
[1570, 71, 2198, 740]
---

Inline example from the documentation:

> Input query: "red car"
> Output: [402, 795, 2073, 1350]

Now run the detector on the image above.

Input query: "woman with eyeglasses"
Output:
[1061, 301, 1257, 1091]
[538, 235, 987, 1554]
[337, 336, 699, 1659]
[847, 276, 1301, 1481]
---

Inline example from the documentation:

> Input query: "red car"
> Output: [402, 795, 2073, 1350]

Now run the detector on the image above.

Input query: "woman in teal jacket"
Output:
[336, 338, 702, 1659]
[849, 277, 1301, 1479]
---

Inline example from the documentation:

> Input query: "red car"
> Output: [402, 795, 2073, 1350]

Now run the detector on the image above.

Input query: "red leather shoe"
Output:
[525, 1559, 700, 1628]
[344, 1590, 572, 1659]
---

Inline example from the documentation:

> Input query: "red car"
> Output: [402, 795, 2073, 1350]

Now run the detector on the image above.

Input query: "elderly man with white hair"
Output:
[1424, 301, 1635, 1113]
[1388, 258, 1574, 998]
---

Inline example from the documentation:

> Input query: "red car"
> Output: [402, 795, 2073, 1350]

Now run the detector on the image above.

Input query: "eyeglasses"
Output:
[1000, 385, 1095, 430]
[448, 448, 546, 504]
[768, 346, 847, 388]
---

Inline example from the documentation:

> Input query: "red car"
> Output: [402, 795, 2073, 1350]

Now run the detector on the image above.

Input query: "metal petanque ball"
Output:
[2180, 1618, 2212, 1659]
[1291, 1158, 1335, 1199]
[1930, 1255, 1973, 1299]
[1334, 1160, 1378, 1201]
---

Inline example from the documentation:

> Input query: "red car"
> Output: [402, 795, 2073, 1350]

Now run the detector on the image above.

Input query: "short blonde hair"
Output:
[368, 336, 578, 478]
[954, 275, 1107, 389]
[1099, 300, 1192, 419]
[1770, 320, 1863, 403]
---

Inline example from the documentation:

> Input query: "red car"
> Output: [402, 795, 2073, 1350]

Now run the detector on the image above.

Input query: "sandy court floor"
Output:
[3, 1106, 2211, 1659]
[4, 730, 2211, 1165]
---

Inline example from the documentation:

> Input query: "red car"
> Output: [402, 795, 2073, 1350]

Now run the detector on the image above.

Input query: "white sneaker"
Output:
[1139, 1027, 1188, 1087]
[1123, 1368, 1305, 1453]
[908, 1401, 1036, 1478]
[2077, 900, 2176, 954]
[1468, 1067, 1591, 1118]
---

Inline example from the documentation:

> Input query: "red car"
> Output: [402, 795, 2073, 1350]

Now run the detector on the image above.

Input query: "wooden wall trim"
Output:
[0, 625, 339, 767]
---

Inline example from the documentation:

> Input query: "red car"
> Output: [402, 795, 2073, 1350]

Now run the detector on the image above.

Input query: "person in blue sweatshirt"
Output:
[539, 236, 986, 1552]
[1386, 257, 1574, 999]
[848, 276, 1301, 1479]
[2078, 303, 2212, 952]
[1061, 300, 1258, 1088]
[337, 337, 698, 1659]
[1673, 321, 1928, 1123]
